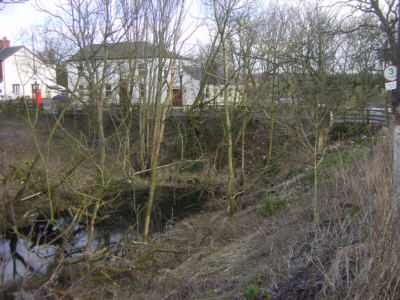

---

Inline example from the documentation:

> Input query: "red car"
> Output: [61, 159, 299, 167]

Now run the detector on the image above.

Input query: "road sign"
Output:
[385, 81, 397, 90]
[384, 66, 397, 81]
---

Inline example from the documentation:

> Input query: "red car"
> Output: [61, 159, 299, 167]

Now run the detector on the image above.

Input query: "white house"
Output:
[67, 41, 204, 107]
[0, 37, 57, 101]
[67, 41, 241, 108]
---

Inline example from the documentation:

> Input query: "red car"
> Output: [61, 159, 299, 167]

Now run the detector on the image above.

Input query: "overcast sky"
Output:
[0, 0, 341, 51]
[0, 0, 54, 45]
[0, 0, 206, 49]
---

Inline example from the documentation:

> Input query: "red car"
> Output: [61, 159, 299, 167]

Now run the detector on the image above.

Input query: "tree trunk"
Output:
[222, 38, 235, 217]
[97, 94, 105, 171]
[394, 126, 400, 212]
[241, 117, 246, 186]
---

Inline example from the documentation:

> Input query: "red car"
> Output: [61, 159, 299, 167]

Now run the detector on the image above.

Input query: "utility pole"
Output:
[394, 0, 400, 226]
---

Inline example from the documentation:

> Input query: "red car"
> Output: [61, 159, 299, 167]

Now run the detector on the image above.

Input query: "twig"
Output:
[20, 192, 41, 201]
[316, 258, 338, 298]
[130, 159, 205, 177]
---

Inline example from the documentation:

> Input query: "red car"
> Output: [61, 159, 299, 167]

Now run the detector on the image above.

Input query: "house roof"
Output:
[0, 46, 23, 60]
[70, 41, 187, 61]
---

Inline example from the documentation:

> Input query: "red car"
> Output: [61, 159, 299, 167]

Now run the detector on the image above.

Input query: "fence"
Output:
[0, 100, 393, 126]
[330, 106, 391, 125]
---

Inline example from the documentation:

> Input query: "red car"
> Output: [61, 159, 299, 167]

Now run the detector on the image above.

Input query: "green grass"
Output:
[243, 285, 259, 300]
[320, 147, 368, 175]
[262, 196, 288, 217]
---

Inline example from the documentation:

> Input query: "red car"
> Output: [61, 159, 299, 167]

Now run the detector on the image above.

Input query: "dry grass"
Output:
[312, 131, 400, 299]
[115, 128, 400, 300]
[265, 129, 399, 300]
[2, 112, 399, 300]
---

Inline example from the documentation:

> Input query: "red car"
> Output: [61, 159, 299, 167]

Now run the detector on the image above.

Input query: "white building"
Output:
[184, 65, 242, 107]
[67, 41, 242, 108]
[67, 41, 200, 107]
[0, 38, 57, 101]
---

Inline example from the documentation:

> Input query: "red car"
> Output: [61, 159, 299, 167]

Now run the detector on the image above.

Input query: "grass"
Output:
[243, 285, 259, 300]
[2, 109, 399, 299]
[319, 145, 368, 176]
[144, 129, 399, 300]
[262, 196, 288, 216]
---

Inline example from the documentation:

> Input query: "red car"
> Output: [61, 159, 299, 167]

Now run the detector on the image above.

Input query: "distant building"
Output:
[67, 41, 240, 107]
[0, 37, 57, 101]
[68, 41, 193, 106]
[185, 65, 242, 106]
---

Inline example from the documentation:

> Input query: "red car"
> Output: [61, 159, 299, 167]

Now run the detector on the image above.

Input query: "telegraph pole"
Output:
[394, 0, 400, 225]
[397, 0, 400, 121]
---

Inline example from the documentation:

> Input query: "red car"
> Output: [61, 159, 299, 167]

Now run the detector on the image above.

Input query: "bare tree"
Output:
[209, 0, 241, 216]
[338, 0, 400, 227]
[253, 4, 292, 167]
[0, 0, 28, 5]
[283, 2, 345, 222]
[0, 0, 28, 11]
[141, 0, 187, 243]
[338, 0, 397, 64]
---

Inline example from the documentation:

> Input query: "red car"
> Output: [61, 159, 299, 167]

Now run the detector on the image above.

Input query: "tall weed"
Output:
[315, 132, 400, 299]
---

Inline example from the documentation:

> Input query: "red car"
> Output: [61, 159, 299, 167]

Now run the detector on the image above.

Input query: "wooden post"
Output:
[394, 0, 400, 230]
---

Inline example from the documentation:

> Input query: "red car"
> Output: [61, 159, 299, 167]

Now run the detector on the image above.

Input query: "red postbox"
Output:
[32, 83, 42, 107]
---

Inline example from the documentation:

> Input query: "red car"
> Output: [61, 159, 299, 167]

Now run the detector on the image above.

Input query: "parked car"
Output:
[52, 92, 69, 101]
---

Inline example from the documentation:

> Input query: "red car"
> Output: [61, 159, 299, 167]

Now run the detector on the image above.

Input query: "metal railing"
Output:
[330, 106, 391, 125]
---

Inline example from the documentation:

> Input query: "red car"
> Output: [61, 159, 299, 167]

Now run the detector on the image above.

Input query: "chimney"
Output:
[0, 37, 10, 49]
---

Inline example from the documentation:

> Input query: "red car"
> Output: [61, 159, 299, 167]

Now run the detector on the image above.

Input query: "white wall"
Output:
[67, 58, 201, 105]
[181, 69, 200, 106]
[0, 47, 57, 101]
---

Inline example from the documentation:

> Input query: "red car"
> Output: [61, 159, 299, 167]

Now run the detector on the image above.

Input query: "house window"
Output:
[138, 63, 146, 79]
[106, 84, 112, 96]
[79, 84, 85, 96]
[12, 84, 20, 95]
[77, 64, 84, 74]
[119, 63, 127, 75]
[139, 83, 145, 99]
[205, 87, 210, 99]
[105, 64, 112, 76]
